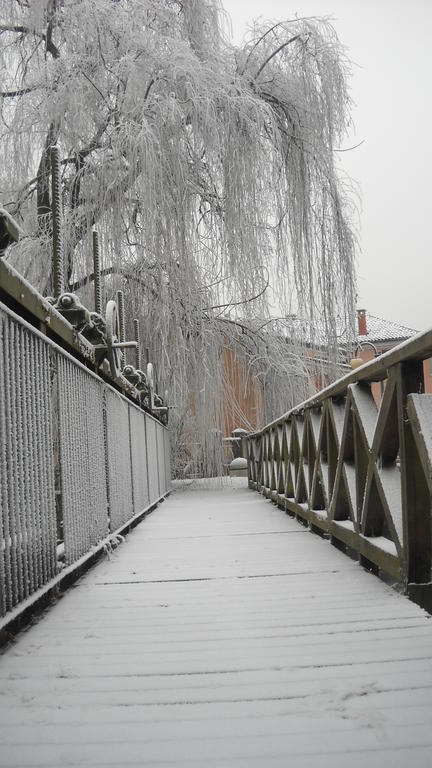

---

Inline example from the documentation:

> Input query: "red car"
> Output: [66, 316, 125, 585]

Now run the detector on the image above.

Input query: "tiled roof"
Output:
[358, 313, 417, 343]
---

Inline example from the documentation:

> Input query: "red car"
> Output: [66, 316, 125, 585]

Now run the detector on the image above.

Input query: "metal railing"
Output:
[246, 329, 432, 595]
[0, 299, 170, 621]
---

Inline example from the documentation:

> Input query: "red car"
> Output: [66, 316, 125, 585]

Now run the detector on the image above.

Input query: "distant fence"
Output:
[247, 329, 432, 596]
[0, 300, 170, 621]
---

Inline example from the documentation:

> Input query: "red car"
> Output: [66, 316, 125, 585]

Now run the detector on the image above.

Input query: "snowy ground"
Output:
[1, 479, 432, 767]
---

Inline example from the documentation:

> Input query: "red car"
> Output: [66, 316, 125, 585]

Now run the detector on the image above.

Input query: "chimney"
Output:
[357, 308, 367, 336]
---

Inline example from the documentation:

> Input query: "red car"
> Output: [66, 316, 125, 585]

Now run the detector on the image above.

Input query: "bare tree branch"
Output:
[1, 86, 36, 97]
[254, 34, 305, 80]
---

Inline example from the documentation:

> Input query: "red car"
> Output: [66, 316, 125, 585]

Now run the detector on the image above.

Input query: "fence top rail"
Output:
[249, 324, 432, 437]
[0, 258, 95, 362]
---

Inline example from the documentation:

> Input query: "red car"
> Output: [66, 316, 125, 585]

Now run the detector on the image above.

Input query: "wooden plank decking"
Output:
[1, 479, 432, 767]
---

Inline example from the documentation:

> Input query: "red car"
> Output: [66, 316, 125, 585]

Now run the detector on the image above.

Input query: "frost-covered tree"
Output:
[0, 0, 356, 474]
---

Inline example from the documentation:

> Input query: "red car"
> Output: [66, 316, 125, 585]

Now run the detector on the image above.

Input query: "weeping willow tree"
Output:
[0, 0, 357, 475]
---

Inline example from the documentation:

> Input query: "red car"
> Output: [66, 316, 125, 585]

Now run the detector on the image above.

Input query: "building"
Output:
[219, 308, 432, 464]
[356, 309, 432, 395]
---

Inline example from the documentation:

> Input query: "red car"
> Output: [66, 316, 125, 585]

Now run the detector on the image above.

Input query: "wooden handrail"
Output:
[248, 325, 432, 435]
[246, 330, 432, 602]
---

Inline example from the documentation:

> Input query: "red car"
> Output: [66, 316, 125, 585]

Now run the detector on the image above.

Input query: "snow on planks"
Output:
[1, 479, 432, 767]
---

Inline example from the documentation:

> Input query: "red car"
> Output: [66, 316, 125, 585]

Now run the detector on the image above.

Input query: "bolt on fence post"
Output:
[50, 145, 64, 299]
[92, 230, 102, 315]
[133, 319, 141, 370]
[117, 289, 126, 369]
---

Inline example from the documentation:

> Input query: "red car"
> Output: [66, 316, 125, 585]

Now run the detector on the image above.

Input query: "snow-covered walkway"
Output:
[1, 480, 432, 767]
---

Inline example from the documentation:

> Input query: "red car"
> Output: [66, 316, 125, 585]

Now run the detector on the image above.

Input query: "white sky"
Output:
[222, 0, 432, 332]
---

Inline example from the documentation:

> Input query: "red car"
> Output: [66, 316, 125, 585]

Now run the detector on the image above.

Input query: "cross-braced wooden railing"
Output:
[246, 330, 432, 599]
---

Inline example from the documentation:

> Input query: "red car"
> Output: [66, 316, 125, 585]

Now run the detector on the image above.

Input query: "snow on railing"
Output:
[0, 300, 170, 622]
[246, 327, 432, 601]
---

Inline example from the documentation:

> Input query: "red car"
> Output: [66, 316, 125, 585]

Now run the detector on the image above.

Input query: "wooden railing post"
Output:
[397, 361, 431, 584]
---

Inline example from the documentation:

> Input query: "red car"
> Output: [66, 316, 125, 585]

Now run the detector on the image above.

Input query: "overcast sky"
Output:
[222, 0, 431, 332]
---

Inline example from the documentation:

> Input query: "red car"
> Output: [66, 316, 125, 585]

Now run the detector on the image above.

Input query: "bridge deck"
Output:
[1, 480, 432, 767]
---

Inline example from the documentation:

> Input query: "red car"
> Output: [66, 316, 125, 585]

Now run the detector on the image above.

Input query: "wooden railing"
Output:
[246, 329, 432, 601]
